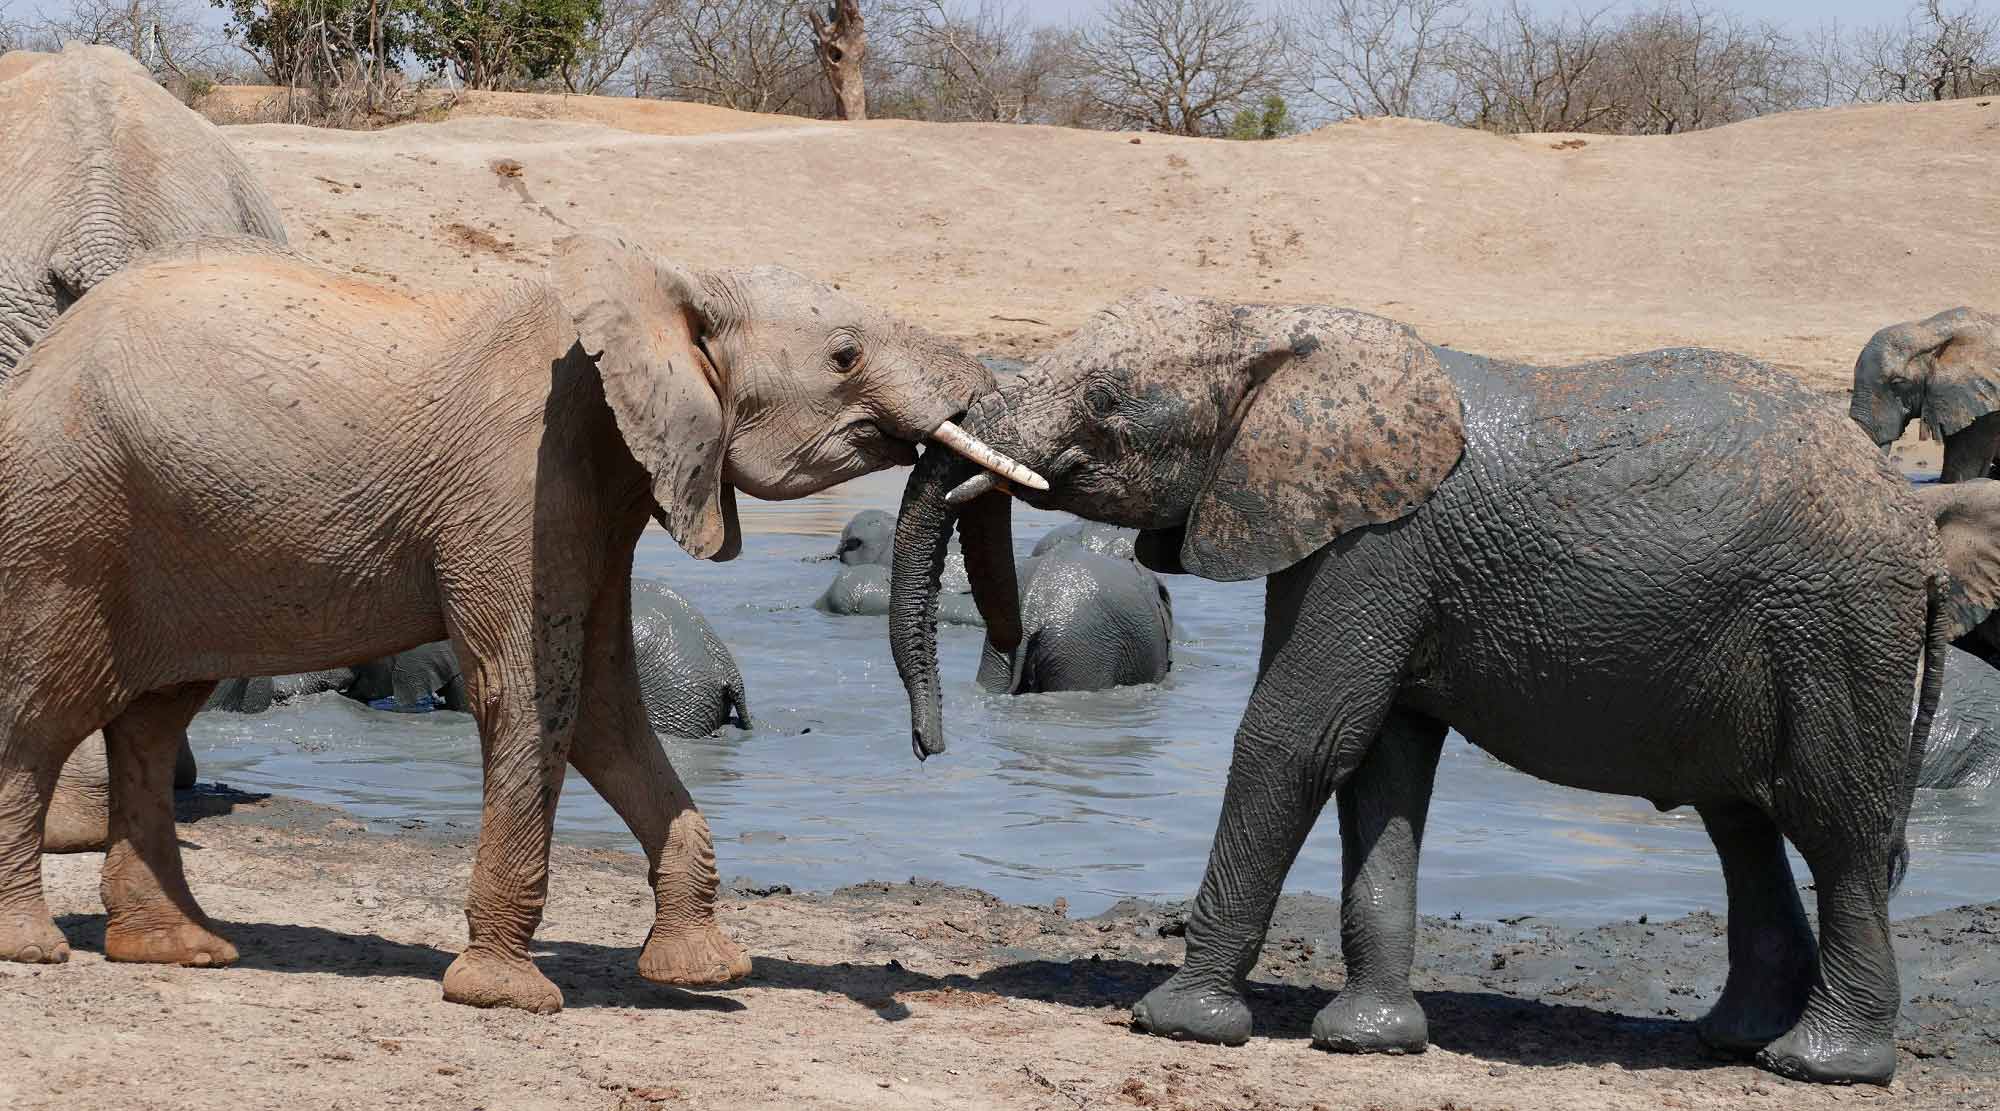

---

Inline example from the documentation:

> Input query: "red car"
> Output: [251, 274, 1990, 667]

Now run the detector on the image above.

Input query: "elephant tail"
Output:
[721, 652, 752, 731]
[1892, 571, 1949, 894]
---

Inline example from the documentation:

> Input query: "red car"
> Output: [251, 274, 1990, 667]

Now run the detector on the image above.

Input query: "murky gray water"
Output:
[189, 469, 2000, 922]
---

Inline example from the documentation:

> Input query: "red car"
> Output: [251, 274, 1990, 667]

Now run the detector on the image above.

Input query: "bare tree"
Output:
[1796, 18, 1873, 108]
[1283, 0, 1467, 120]
[1446, 0, 1617, 133]
[633, 0, 821, 112]
[1069, 0, 1284, 135]
[881, 0, 1071, 121]
[1856, 0, 2000, 102]
[27, 0, 235, 77]
[1600, 1, 1802, 134]
[809, 0, 866, 117]
[564, 0, 672, 92]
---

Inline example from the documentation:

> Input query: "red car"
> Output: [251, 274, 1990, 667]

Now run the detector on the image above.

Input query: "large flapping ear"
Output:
[1911, 310, 2000, 438]
[1918, 479, 2000, 641]
[1180, 310, 1465, 582]
[552, 233, 738, 561]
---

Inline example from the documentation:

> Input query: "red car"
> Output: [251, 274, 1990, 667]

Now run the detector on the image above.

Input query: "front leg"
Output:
[1313, 709, 1444, 1054]
[439, 607, 584, 1014]
[1133, 554, 1416, 1045]
[569, 578, 749, 987]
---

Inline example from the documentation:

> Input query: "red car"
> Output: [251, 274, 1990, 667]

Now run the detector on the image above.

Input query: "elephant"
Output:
[204, 641, 473, 714]
[974, 523, 1173, 694]
[630, 578, 751, 738]
[887, 291, 1965, 1085]
[0, 43, 287, 375]
[3, 44, 288, 842]
[815, 508, 984, 625]
[0, 232, 1037, 1015]
[1850, 308, 2000, 482]
[1915, 646, 2000, 791]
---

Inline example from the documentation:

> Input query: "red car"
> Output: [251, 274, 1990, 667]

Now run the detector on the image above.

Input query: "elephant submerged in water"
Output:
[1, 234, 1036, 1014]
[976, 521, 1172, 695]
[891, 291, 1968, 1085]
[815, 509, 984, 625]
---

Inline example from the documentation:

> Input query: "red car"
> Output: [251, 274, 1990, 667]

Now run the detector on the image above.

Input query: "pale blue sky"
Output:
[1013, 0, 1916, 29]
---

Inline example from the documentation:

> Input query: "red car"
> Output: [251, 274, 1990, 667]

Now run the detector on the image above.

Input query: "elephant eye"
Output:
[1085, 382, 1119, 419]
[831, 343, 862, 373]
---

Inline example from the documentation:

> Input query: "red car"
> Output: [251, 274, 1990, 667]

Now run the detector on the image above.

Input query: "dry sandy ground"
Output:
[6, 789, 1999, 1110]
[195, 86, 2000, 395]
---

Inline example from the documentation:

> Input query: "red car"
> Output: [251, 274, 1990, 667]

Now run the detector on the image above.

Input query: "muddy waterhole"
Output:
[187, 470, 1999, 923]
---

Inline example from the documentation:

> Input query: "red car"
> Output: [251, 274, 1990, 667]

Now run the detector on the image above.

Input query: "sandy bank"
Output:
[191, 87, 2000, 394]
[4, 786, 1995, 1109]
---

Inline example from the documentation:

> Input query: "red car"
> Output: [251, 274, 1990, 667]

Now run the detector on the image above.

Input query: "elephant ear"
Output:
[552, 233, 739, 562]
[1179, 311, 1465, 582]
[1917, 310, 2000, 439]
[1919, 479, 2000, 641]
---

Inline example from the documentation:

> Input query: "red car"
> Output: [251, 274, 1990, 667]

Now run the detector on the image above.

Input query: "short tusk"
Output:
[930, 420, 1048, 491]
[946, 472, 1008, 506]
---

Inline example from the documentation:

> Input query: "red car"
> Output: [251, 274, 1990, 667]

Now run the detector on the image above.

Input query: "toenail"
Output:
[193, 952, 212, 967]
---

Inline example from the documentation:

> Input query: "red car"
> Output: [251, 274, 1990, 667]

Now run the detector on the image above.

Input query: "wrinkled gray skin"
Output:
[1850, 308, 2000, 483]
[204, 641, 472, 715]
[816, 509, 983, 625]
[976, 524, 1172, 694]
[631, 579, 750, 737]
[892, 292, 1954, 1085]
[1917, 647, 2000, 790]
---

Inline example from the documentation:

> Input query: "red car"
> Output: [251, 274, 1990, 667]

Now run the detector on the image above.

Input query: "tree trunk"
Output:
[809, 0, 868, 121]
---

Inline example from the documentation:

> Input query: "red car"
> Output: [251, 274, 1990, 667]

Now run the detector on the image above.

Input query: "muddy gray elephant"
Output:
[889, 292, 1965, 1085]
[1851, 308, 2000, 482]
[0, 44, 286, 375]
[1915, 647, 2000, 790]
[815, 509, 984, 625]
[975, 523, 1172, 694]
[630, 579, 751, 737]
[0, 234, 1036, 1014]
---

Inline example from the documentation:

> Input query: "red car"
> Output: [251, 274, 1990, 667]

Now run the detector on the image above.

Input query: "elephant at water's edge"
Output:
[889, 292, 1959, 1085]
[0, 234, 1034, 1015]
[1851, 308, 2000, 482]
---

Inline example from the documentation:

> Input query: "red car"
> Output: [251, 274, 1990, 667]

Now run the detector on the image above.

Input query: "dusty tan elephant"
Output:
[0, 42, 287, 375]
[3, 42, 288, 846]
[0, 234, 1035, 1012]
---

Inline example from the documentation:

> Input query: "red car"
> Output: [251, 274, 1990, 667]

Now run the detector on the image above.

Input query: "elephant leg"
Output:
[570, 592, 749, 986]
[438, 604, 583, 1015]
[1133, 552, 1416, 1046]
[0, 738, 73, 962]
[1941, 413, 2000, 483]
[1694, 800, 1817, 1056]
[1312, 709, 1445, 1054]
[173, 734, 197, 791]
[1755, 827, 1901, 1085]
[41, 731, 111, 854]
[100, 683, 236, 967]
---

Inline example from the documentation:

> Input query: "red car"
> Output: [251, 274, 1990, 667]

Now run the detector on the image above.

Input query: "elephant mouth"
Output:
[851, 420, 921, 469]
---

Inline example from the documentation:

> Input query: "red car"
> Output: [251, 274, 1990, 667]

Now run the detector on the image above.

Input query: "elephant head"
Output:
[550, 235, 1041, 567]
[1851, 308, 2000, 448]
[829, 509, 897, 566]
[889, 291, 1465, 757]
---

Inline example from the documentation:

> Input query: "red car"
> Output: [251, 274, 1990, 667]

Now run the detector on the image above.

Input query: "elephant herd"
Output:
[7, 39, 2000, 1090]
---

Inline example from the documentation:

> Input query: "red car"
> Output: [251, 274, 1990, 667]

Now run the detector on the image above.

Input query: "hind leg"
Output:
[1695, 800, 1817, 1056]
[42, 732, 112, 854]
[1312, 710, 1445, 1054]
[0, 743, 72, 962]
[100, 683, 236, 967]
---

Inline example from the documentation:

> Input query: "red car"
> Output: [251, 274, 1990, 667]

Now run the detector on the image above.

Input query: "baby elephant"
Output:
[815, 509, 983, 625]
[976, 522, 1172, 694]
[1919, 647, 2000, 790]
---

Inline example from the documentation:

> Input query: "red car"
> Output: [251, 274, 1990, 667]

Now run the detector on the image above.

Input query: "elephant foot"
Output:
[638, 920, 752, 986]
[442, 946, 563, 1014]
[104, 910, 238, 967]
[1697, 982, 1811, 1058]
[1755, 1019, 1895, 1086]
[0, 908, 71, 964]
[1311, 989, 1428, 1054]
[1131, 972, 1252, 1046]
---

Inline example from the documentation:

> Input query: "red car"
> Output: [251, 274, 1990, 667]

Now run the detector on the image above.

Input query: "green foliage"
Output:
[1226, 93, 1290, 140]
[212, 0, 414, 85]
[407, 0, 599, 89]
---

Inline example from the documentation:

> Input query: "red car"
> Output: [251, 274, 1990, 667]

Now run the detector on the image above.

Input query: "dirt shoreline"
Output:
[3, 786, 1994, 1109]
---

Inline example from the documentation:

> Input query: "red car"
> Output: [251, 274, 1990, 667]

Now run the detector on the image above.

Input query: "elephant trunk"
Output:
[891, 392, 1025, 760]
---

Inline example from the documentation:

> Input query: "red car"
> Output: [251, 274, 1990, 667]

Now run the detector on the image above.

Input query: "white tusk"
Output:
[946, 472, 1008, 506]
[930, 420, 1048, 491]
